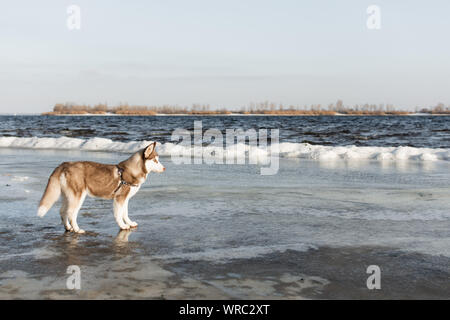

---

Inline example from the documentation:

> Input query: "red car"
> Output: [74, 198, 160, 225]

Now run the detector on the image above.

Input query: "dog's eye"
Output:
[153, 158, 158, 163]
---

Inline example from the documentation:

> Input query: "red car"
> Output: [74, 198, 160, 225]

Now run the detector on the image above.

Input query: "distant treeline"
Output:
[42, 101, 450, 116]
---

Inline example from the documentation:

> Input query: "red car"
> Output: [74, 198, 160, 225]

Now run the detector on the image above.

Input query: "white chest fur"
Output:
[127, 185, 141, 200]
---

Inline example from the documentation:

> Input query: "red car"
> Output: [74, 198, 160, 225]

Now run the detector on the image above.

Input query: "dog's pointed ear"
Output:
[144, 142, 157, 158]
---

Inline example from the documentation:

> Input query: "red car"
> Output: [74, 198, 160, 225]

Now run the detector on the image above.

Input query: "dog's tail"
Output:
[37, 166, 63, 217]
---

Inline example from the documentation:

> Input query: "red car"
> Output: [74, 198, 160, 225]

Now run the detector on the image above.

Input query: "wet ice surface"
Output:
[0, 148, 449, 299]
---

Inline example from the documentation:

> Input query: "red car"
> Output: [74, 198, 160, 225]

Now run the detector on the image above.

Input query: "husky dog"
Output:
[37, 142, 165, 233]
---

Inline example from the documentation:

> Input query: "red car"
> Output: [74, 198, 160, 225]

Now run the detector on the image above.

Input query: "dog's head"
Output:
[143, 142, 165, 173]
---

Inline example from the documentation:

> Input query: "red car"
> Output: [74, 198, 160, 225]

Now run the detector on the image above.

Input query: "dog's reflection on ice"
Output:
[114, 229, 135, 243]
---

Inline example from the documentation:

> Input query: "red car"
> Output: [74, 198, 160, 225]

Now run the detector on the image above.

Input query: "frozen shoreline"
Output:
[0, 148, 449, 299]
[1, 236, 449, 299]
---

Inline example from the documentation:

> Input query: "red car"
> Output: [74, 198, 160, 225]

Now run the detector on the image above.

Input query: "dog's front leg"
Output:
[113, 198, 130, 230]
[122, 199, 138, 228]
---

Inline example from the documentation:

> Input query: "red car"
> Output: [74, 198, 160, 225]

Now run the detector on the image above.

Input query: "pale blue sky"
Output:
[1, 0, 449, 113]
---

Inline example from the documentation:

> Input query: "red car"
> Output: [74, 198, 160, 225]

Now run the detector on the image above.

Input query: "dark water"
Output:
[0, 115, 449, 148]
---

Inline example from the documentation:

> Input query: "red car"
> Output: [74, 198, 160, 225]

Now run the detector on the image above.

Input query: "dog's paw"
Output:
[120, 225, 130, 230]
[129, 221, 138, 228]
[75, 229, 86, 234]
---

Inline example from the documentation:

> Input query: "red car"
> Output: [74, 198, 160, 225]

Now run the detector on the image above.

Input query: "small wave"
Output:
[0, 136, 151, 153]
[0, 136, 450, 162]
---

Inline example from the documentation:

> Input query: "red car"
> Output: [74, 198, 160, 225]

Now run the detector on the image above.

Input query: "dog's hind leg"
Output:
[122, 199, 138, 228]
[60, 195, 72, 232]
[67, 192, 87, 234]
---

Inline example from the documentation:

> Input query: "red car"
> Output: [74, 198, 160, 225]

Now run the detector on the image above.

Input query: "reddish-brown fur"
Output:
[37, 142, 164, 233]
